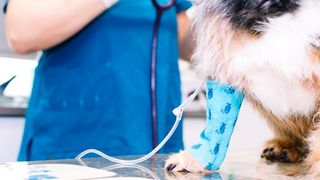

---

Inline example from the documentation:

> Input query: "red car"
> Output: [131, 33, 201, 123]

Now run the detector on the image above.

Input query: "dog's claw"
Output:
[166, 164, 177, 171]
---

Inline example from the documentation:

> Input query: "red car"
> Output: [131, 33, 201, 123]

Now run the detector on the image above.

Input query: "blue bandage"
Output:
[186, 80, 244, 171]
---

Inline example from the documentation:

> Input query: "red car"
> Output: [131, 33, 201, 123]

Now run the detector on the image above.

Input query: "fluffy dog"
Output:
[166, 0, 320, 176]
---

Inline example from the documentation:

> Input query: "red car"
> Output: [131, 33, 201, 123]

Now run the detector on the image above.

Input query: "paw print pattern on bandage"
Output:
[221, 103, 231, 114]
[213, 143, 220, 155]
[224, 87, 235, 94]
[215, 123, 226, 134]
[208, 88, 213, 99]
[208, 109, 212, 120]
[191, 143, 202, 150]
[200, 129, 210, 141]
[209, 143, 220, 155]
[205, 163, 214, 170]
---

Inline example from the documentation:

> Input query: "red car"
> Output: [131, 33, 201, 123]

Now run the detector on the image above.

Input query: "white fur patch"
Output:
[246, 70, 317, 117]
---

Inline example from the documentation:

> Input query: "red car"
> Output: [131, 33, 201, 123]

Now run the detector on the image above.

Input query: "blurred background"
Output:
[0, 1, 271, 163]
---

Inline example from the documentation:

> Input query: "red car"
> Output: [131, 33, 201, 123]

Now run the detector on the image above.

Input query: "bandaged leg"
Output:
[186, 80, 244, 171]
[165, 80, 244, 172]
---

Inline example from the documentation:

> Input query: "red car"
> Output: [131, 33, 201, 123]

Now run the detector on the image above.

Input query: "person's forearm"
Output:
[177, 11, 194, 61]
[5, 0, 109, 54]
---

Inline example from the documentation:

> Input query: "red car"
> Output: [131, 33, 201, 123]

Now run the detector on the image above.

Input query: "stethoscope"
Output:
[150, 0, 176, 148]
[76, 0, 206, 164]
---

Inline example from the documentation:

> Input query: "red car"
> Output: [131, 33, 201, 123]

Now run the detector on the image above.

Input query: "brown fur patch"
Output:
[231, 30, 258, 49]
[309, 45, 320, 64]
[301, 73, 320, 90]
[246, 93, 316, 142]
[303, 46, 320, 90]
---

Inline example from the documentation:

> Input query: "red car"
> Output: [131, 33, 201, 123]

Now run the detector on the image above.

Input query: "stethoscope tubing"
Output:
[151, 0, 176, 11]
[150, 0, 176, 148]
[75, 0, 189, 166]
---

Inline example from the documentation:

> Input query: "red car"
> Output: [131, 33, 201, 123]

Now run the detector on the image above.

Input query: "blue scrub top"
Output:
[3, 0, 192, 161]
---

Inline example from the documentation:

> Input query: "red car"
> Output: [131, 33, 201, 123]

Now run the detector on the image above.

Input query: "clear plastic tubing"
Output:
[75, 80, 206, 164]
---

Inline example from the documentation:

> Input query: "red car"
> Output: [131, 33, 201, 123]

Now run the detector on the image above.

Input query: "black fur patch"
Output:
[315, 36, 320, 49]
[310, 35, 320, 49]
[222, 0, 300, 33]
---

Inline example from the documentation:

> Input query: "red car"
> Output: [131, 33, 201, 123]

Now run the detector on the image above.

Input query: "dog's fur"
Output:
[166, 0, 320, 177]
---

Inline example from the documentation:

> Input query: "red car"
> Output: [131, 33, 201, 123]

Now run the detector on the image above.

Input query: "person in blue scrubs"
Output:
[3, 0, 192, 161]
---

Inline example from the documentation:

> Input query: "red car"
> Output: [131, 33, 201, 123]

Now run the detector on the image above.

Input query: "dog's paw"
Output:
[165, 151, 205, 173]
[261, 139, 307, 163]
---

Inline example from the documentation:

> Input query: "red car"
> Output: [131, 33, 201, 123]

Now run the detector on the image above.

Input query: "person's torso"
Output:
[24, 0, 183, 160]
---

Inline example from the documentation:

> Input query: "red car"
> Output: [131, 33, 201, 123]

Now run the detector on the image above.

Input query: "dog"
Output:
[166, 0, 320, 177]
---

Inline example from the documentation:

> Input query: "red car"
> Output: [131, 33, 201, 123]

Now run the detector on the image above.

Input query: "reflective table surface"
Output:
[1, 150, 302, 179]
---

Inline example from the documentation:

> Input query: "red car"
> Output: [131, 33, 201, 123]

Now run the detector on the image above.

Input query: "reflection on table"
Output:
[0, 151, 306, 179]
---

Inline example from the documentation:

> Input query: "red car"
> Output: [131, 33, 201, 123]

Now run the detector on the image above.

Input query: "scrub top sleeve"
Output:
[175, 0, 192, 13]
[2, 0, 8, 13]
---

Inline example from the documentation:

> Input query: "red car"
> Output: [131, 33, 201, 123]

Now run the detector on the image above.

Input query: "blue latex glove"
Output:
[186, 80, 244, 171]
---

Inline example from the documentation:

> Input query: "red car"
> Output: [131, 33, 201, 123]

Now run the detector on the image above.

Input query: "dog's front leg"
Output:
[166, 80, 244, 173]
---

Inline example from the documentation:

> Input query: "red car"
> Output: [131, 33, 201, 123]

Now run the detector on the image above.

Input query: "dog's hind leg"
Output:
[259, 116, 311, 165]
[248, 96, 312, 164]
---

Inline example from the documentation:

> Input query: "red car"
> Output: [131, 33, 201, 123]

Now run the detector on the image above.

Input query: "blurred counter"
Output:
[0, 57, 36, 116]
[0, 96, 27, 116]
